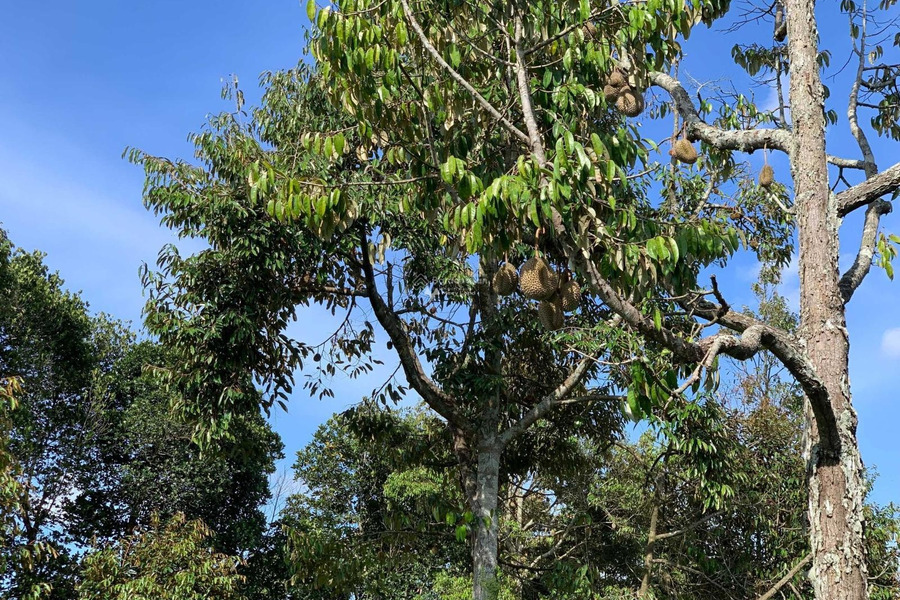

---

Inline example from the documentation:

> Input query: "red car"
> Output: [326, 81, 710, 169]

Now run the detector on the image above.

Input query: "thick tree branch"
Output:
[398, 0, 530, 146]
[836, 161, 900, 216]
[679, 295, 840, 455]
[359, 237, 470, 433]
[563, 236, 840, 453]
[513, 15, 547, 166]
[839, 200, 892, 302]
[497, 356, 593, 446]
[650, 70, 868, 170]
[649, 71, 791, 153]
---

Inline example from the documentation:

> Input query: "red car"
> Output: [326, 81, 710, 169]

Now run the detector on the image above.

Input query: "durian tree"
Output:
[135, 67, 639, 600]
[281, 0, 900, 597]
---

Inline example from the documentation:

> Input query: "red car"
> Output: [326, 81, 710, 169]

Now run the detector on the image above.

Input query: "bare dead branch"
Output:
[756, 553, 812, 600]
[652, 510, 725, 542]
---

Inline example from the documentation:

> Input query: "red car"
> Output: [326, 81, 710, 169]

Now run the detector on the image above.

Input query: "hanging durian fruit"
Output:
[608, 68, 627, 88]
[491, 262, 518, 296]
[519, 257, 559, 301]
[671, 138, 698, 164]
[615, 89, 645, 117]
[759, 164, 774, 188]
[604, 68, 627, 103]
[559, 279, 581, 312]
[603, 84, 622, 102]
[538, 298, 564, 331]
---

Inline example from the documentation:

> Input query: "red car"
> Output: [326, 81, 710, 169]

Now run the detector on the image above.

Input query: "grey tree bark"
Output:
[472, 438, 502, 600]
[783, 0, 869, 597]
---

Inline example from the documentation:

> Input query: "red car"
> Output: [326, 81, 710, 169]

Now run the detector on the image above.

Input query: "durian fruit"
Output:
[759, 164, 774, 188]
[615, 89, 645, 117]
[671, 139, 698, 164]
[492, 262, 519, 296]
[603, 84, 622, 102]
[538, 298, 564, 331]
[559, 280, 581, 312]
[608, 68, 627, 89]
[519, 257, 559, 301]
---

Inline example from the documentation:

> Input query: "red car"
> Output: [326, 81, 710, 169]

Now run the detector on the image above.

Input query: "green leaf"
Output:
[455, 525, 467, 542]
[306, 0, 316, 21]
[529, 197, 540, 228]
[395, 21, 408, 46]
[579, 0, 591, 21]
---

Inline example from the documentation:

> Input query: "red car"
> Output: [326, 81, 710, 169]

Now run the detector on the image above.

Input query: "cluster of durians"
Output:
[491, 257, 581, 331]
[603, 68, 645, 117]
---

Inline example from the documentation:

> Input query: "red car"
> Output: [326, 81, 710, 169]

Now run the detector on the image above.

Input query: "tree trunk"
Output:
[470, 256, 504, 600]
[784, 0, 869, 598]
[638, 502, 659, 598]
[472, 439, 501, 600]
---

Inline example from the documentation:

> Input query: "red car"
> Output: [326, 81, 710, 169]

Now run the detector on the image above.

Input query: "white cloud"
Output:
[881, 328, 900, 359]
[761, 74, 791, 118]
[778, 253, 800, 311]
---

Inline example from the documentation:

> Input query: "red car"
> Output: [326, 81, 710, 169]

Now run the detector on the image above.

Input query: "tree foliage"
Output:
[77, 512, 246, 600]
[0, 230, 283, 598]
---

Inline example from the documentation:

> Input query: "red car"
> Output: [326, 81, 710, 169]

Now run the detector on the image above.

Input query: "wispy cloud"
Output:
[881, 328, 900, 359]
[778, 253, 800, 311]
[761, 74, 790, 118]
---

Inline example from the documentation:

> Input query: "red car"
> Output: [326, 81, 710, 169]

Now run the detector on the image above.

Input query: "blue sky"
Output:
[1, 1, 897, 506]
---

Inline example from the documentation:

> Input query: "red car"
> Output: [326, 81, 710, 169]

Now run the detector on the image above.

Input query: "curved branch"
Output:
[498, 356, 593, 446]
[359, 236, 470, 433]
[649, 71, 791, 153]
[840, 200, 893, 302]
[566, 238, 840, 453]
[680, 296, 840, 455]
[650, 71, 869, 170]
